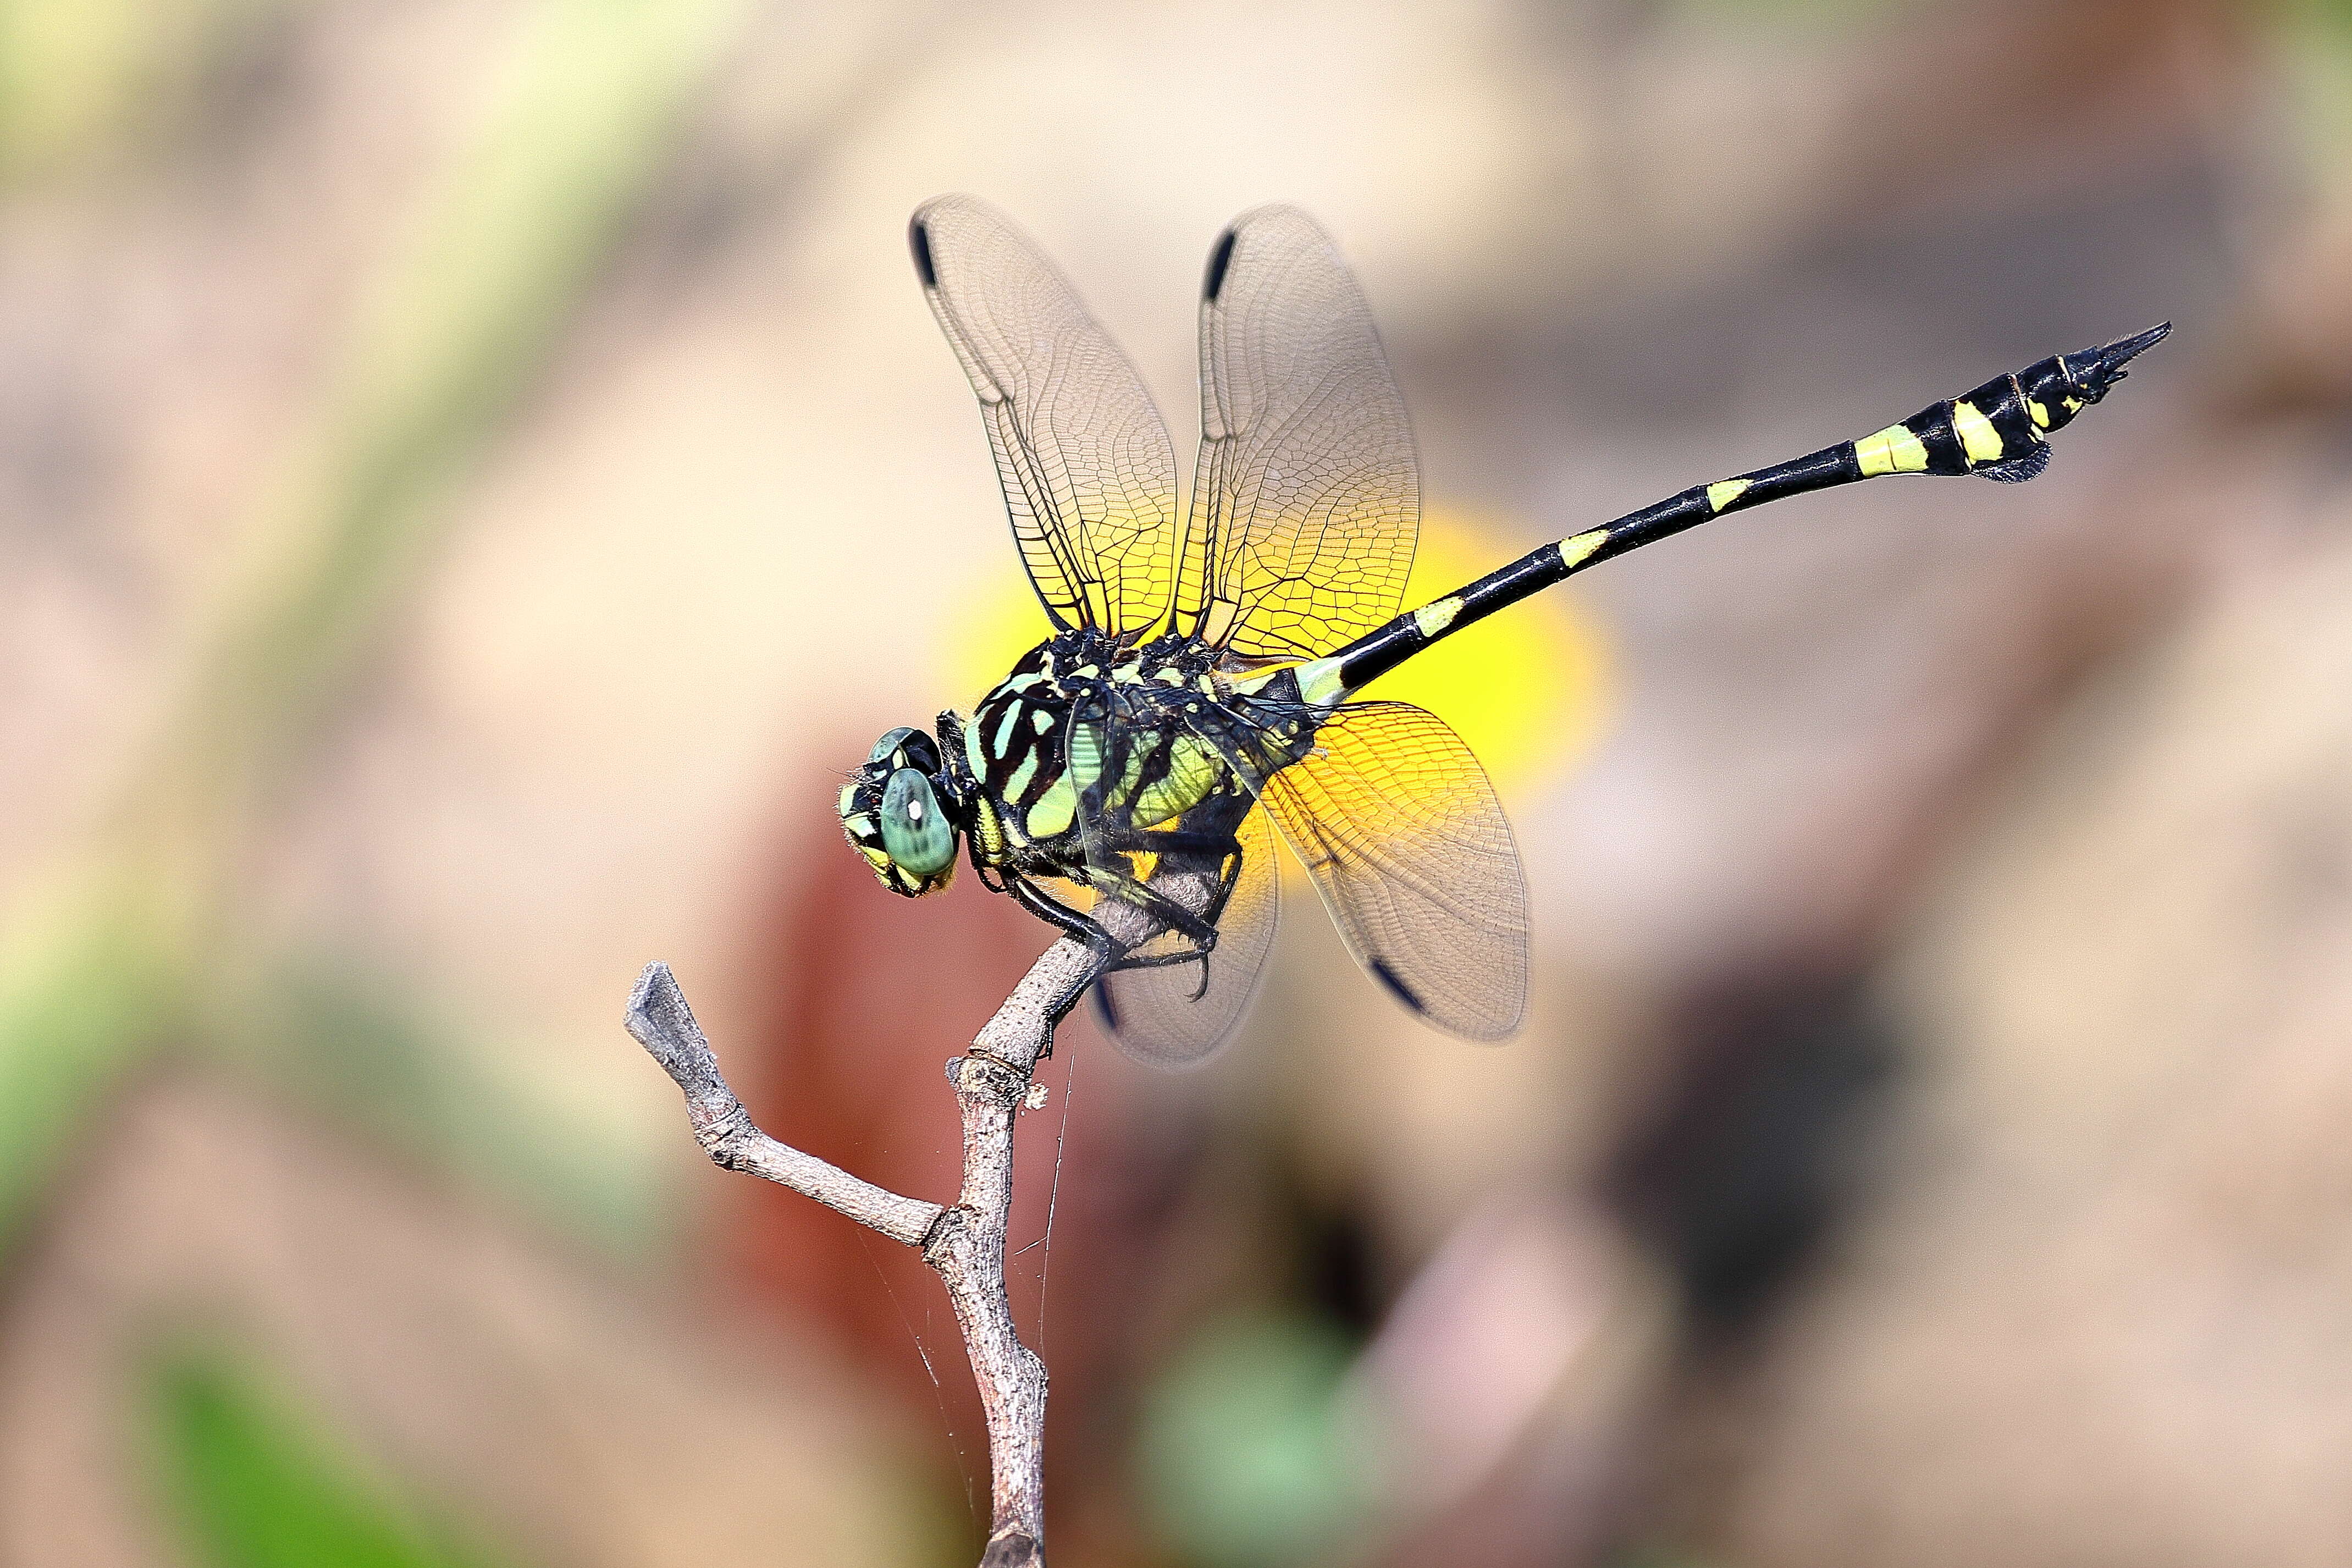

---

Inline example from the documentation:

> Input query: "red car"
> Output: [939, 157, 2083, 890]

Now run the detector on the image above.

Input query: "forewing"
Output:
[912, 195, 1179, 637]
[1092, 804, 1281, 1070]
[1175, 206, 1420, 659]
[1256, 702, 1526, 1039]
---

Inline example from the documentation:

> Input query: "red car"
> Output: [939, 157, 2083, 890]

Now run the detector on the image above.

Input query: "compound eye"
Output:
[879, 767, 956, 877]
[868, 725, 942, 774]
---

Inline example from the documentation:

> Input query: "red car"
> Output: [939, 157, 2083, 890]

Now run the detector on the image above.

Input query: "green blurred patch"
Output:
[0, 884, 188, 1252]
[1135, 1309, 1385, 1568]
[260, 954, 666, 1255]
[151, 1348, 516, 1568]
[0, 0, 750, 1260]
[0, 0, 296, 181]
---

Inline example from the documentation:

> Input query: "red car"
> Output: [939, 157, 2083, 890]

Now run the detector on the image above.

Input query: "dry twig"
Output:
[625, 937, 1108, 1567]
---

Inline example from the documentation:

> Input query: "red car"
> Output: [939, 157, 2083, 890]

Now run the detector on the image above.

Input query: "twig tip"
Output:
[625, 959, 717, 1086]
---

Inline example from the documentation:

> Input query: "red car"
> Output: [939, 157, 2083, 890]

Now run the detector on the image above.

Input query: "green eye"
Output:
[880, 768, 956, 876]
[869, 726, 943, 774]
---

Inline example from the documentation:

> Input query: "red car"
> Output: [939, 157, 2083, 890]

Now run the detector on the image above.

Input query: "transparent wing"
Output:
[1091, 804, 1281, 1070]
[1175, 206, 1420, 660]
[1254, 702, 1526, 1040]
[911, 195, 1180, 638]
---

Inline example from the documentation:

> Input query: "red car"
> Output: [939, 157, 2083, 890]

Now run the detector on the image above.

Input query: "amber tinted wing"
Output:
[1253, 702, 1526, 1039]
[1092, 804, 1281, 1069]
[1175, 206, 1419, 659]
[912, 195, 1179, 637]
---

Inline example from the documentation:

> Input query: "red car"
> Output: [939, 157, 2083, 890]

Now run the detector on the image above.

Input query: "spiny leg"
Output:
[1098, 827, 1243, 856]
[1095, 838, 1250, 1002]
[1009, 875, 1116, 951]
[1008, 869, 1226, 975]
[1007, 874, 1201, 1054]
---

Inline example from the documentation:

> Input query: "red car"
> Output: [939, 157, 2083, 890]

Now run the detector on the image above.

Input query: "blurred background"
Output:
[4, 0, 2351, 1563]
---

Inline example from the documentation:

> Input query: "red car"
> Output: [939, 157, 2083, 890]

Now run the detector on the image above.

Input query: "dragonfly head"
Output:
[841, 726, 959, 896]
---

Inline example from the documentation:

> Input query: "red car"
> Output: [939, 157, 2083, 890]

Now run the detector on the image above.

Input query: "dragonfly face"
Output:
[840, 725, 960, 896]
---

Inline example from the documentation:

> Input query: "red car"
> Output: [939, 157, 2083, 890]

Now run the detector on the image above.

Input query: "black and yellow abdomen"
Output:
[1330, 323, 2171, 695]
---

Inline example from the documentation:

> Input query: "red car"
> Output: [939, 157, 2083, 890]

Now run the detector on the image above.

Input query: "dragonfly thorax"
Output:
[949, 631, 1237, 875]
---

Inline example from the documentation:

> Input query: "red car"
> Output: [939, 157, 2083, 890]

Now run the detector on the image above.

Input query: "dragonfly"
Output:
[838, 194, 2168, 1067]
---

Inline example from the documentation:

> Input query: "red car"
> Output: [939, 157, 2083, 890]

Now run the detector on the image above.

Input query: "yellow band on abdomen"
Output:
[1952, 400, 2005, 464]
[1854, 423, 1928, 477]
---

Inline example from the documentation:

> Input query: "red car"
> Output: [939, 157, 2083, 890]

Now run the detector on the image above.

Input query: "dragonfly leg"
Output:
[1009, 875, 1116, 951]
[1011, 871, 1215, 963]
[1089, 851, 1251, 1002]
[1098, 874, 1225, 951]
[1098, 827, 1240, 855]
[1010, 874, 1221, 1015]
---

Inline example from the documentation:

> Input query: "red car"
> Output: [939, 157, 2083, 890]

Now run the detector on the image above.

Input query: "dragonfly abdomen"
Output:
[1327, 324, 2170, 695]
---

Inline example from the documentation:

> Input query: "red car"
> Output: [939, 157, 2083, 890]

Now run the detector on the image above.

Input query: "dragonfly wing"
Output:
[1254, 701, 1527, 1040]
[1175, 206, 1419, 660]
[912, 195, 1179, 638]
[1091, 803, 1281, 1069]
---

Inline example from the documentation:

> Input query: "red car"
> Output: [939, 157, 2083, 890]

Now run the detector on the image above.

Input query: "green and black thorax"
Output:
[842, 626, 1317, 898]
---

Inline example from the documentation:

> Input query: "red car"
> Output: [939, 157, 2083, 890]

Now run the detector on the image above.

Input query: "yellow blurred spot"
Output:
[942, 564, 1057, 710]
[939, 509, 1610, 806]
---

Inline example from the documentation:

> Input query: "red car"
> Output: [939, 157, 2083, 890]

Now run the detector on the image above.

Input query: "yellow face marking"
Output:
[1413, 597, 1463, 638]
[1854, 423, 1928, 476]
[2061, 395, 2083, 414]
[1558, 529, 1607, 568]
[1952, 400, 2005, 464]
[2029, 399, 2051, 430]
[843, 813, 875, 835]
[837, 783, 857, 815]
[1025, 775, 1077, 838]
[1705, 478, 1750, 512]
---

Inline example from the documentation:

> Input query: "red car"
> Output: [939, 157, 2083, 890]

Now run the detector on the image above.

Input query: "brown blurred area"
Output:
[5, 0, 2352, 1564]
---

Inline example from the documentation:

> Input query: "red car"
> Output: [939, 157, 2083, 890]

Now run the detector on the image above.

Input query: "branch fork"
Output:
[625, 936, 1108, 1567]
